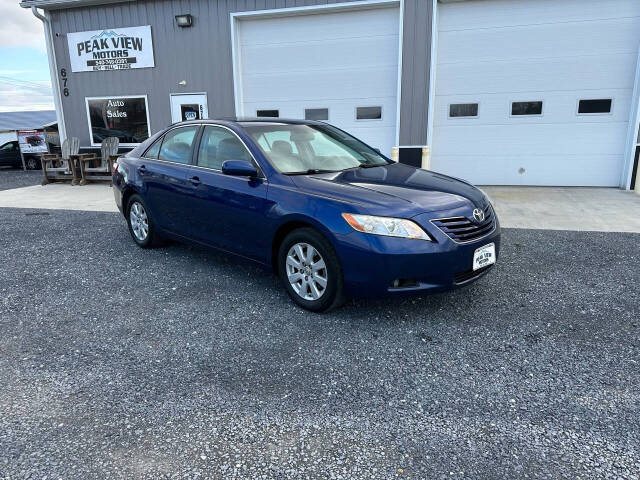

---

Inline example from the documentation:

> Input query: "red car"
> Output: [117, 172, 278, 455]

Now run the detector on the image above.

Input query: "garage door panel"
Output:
[438, 0, 640, 31]
[241, 37, 398, 74]
[434, 123, 628, 156]
[242, 67, 398, 102]
[239, 8, 399, 45]
[438, 17, 640, 65]
[432, 154, 623, 187]
[437, 55, 637, 95]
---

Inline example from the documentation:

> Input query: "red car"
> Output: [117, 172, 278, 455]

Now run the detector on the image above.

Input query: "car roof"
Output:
[169, 117, 325, 128]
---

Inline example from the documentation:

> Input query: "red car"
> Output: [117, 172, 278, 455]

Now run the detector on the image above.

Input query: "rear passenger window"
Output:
[197, 126, 253, 170]
[158, 126, 198, 164]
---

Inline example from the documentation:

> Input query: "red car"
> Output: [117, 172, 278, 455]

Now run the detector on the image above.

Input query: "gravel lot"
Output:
[0, 169, 41, 191]
[0, 208, 638, 479]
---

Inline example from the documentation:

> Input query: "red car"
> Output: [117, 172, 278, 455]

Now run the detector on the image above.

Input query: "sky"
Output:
[0, 1, 54, 112]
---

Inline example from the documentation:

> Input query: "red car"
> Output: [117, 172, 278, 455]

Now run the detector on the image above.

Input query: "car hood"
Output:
[290, 162, 487, 217]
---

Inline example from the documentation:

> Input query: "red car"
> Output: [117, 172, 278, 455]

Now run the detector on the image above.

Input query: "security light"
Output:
[175, 14, 193, 27]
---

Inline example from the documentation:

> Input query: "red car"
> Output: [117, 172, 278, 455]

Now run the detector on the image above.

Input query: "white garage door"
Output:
[235, 6, 400, 156]
[431, 0, 640, 186]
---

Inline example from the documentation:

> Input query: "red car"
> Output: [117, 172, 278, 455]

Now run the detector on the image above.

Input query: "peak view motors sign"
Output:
[67, 26, 154, 72]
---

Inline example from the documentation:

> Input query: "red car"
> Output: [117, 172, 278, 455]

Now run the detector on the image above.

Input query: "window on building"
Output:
[511, 101, 543, 116]
[356, 106, 382, 120]
[449, 103, 478, 118]
[578, 99, 612, 114]
[86, 96, 151, 146]
[158, 126, 198, 164]
[197, 126, 252, 170]
[256, 110, 279, 118]
[305, 108, 329, 121]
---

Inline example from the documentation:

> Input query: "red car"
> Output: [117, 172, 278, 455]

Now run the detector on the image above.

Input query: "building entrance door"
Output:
[170, 93, 208, 123]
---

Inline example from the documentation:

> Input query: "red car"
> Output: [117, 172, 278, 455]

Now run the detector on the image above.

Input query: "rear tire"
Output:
[126, 194, 160, 248]
[278, 228, 345, 312]
[25, 157, 39, 170]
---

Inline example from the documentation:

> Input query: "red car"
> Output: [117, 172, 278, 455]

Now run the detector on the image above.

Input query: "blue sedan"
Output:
[113, 119, 500, 311]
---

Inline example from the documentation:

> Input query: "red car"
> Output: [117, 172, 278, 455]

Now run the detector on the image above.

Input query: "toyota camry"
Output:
[113, 119, 500, 311]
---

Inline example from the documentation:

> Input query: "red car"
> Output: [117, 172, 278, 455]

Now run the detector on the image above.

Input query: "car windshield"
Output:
[243, 123, 390, 174]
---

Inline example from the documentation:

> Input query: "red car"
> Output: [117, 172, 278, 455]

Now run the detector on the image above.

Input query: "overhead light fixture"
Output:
[175, 14, 193, 27]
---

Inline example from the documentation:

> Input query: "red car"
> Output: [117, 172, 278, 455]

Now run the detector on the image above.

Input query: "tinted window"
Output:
[144, 137, 162, 159]
[305, 108, 329, 121]
[511, 101, 543, 116]
[86, 96, 150, 145]
[197, 126, 252, 170]
[578, 99, 612, 114]
[256, 110, 279, 118]
[356, 106, 382, 120]
[449, 103, 478, 118]
[158, 126, 198, 164]
[0, 142, 15, 151]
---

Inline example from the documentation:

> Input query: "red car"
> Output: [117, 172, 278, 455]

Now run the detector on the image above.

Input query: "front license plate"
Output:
[472, 243, 496, 271]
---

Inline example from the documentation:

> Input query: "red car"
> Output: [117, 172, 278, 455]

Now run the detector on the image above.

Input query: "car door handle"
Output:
[137, 165, 147, 175]
[189, 176, 201, 186]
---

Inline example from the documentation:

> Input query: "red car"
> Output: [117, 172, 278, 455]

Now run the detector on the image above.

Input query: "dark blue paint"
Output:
[113, 119, 500, 298]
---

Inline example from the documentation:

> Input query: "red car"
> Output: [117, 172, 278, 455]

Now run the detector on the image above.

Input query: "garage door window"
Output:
[511, 101, 543, 116]
[356, 106, 382, 120]
[257, 110, 279, 118]
[449, 103, 478, 118]
[578, 99, 612, 115]
[305, 108, 329, 121]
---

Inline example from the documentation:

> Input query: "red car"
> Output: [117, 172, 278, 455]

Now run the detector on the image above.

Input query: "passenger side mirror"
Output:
[221, 159, 258, 177]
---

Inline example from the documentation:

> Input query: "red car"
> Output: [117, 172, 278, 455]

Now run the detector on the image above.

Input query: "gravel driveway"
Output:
[0, 169, 41, 191]
[0, 208, 638, 479]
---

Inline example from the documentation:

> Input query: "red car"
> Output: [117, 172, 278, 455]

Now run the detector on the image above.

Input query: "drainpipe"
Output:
[31, 7, 67, 145]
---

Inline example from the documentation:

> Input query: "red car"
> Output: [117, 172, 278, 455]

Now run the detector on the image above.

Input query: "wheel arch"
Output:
[270, 216, 338, 273]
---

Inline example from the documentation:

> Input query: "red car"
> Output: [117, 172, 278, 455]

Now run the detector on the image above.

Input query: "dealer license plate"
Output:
[472, 243, 496, 271]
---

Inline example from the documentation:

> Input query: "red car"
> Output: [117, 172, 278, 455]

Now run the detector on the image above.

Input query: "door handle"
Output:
[137, 165, 147, 174]
[189, 176, 201, 186]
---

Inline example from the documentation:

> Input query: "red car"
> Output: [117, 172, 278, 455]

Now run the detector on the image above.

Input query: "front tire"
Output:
[278, 228, 345, 312]
[126, 194, 160, 248]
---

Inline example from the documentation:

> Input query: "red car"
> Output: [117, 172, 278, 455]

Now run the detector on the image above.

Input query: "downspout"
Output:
[31, 6, 67, 144]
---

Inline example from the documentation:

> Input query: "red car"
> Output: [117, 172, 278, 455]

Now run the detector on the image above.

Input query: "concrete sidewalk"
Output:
[0, 182, 639, 232]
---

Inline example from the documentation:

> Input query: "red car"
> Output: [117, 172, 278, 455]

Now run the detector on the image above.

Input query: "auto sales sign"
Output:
[67, 25, 154, 72]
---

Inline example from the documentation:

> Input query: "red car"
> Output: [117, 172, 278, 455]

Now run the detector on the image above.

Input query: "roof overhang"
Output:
[20, 0, 135, 10]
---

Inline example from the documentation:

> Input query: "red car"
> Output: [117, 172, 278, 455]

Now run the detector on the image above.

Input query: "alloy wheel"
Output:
[129, 201, 149, 242]
[286, 242, 328, 301]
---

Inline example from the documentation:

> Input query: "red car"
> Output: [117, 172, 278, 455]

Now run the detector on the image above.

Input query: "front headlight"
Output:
[341, 213, 431, 241]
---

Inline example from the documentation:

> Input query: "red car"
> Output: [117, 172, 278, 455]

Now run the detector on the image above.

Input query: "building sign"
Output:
[17, 130, 48, 154]
[85, 96, 151, 146]
[67, 26, 154, 72]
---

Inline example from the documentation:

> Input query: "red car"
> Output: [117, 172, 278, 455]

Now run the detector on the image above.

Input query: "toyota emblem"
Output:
[472, 208, 485, 223]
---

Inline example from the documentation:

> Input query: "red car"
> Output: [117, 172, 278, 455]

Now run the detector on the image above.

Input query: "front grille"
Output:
[431, 204, 495, 243]
[454, 264, 493, 284]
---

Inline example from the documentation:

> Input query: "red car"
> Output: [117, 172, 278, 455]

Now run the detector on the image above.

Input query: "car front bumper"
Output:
[335, 215, 501, 298]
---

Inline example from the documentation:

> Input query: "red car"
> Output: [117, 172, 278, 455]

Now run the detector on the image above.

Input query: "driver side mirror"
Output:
[221, 159, 258, 177]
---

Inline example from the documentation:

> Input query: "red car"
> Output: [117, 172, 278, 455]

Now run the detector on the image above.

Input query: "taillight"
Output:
[112, 161, 119, 175]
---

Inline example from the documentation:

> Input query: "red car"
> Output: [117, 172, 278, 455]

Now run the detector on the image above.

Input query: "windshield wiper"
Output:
[285, 169, 338, 175]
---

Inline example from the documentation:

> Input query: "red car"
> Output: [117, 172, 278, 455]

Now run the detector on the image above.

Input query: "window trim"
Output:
[576, 98, 614, 116]
[355, 105, 383, 121]
[509, 100, 544, 117]
[304, 107, 330, 122]
[85, 94, 151, 147]
[448, 102, 480, 119]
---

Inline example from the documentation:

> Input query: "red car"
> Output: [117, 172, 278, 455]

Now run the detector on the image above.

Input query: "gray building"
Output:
[20, 0, 640, 188]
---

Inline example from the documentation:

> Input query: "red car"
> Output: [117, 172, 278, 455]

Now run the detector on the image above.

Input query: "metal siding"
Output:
[398, 0, 432, 146]
[49, 0, 432, 147]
